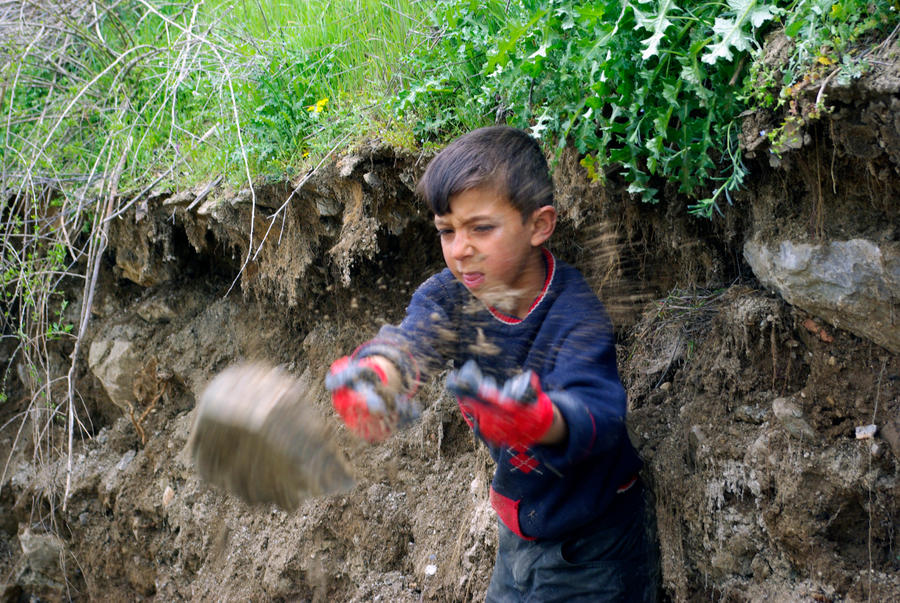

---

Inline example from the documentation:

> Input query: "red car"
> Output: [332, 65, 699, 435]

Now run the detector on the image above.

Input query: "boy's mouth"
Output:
[460, 272, 485, 289]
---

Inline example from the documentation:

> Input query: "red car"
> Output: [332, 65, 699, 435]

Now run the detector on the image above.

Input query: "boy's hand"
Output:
[326, 356, 418, 442]
[446, 360, 554, 448]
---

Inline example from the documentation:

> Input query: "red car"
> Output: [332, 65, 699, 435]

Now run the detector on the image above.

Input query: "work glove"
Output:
[446, 360, 554, 449]
[325, 355, 418, 442]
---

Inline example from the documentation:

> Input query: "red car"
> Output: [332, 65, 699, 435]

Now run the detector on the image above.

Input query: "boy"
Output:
[326, 126, 654, 601]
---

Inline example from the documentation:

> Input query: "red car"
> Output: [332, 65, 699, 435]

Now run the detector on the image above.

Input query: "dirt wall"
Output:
[2, 61, 899, 601]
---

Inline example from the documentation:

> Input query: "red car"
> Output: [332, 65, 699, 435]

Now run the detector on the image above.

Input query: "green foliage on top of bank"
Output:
[2, 0, 896, 218]
[393, 0, 897, 217]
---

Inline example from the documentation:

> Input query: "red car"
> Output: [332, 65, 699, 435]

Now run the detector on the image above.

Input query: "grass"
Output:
[219, 0, 424, 85]
[2, 0, 428, 194]
[205, 0, 429, 174]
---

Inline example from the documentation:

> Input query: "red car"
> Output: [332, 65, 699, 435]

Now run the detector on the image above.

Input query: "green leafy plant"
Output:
[239, 47, 332, 168]
[745, 0, 896, 109]
[396, 0, 897, 217]
[393, 0, 774, 216]
[737, 0, 897, 174]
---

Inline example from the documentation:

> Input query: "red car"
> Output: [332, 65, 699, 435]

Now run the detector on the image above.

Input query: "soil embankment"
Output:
[1, 49, 899, 601]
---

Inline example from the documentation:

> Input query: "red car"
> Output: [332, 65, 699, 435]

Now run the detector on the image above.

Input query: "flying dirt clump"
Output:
[190, 362, 355, 511]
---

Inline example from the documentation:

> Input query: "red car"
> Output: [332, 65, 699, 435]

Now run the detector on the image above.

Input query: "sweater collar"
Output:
[487, 248, 556, 325]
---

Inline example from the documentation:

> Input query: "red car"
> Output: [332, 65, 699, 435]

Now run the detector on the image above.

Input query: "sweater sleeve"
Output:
[359, 272, 458, 391]
[534, 315, 630, 468]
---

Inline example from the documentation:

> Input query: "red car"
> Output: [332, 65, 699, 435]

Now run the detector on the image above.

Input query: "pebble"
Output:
[363, 172, 383, 189]
[772, 397, 815, 439]
[117, 449, 137, 471]
[163, 485, 175, 507]
[854, 424, 877, 439]
[735, 404, 767, 424]
[881, 420, 900, 459]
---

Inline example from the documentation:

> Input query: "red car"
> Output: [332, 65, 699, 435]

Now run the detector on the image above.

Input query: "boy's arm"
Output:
[449, 308, 623, 458]
[327, 273, 456, 441]
[538, 321, 629, 462]
[364, 271, 459, 388]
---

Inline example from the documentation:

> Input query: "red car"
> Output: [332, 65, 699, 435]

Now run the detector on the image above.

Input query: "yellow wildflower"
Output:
[307, 98, 328, 113]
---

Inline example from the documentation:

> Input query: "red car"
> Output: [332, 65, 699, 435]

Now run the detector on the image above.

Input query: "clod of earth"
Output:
[189, 363, 355, 511]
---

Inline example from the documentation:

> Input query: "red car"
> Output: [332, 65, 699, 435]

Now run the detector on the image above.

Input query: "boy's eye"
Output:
[437, 229, 453, 237]
[473, 224, 494, 233]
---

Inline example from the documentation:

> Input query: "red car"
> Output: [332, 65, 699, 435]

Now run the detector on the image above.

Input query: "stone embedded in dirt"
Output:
[688, 425, 708, 467]
[802, 318, 834, 343]
[88, 327, 145, 413]
[772, 396, 816, 439]
[162, 485, 175, 507]
[315, 196, 342, 216]
[854, 424, 877, 439]
[136, 297, 178, 323]
[19, 528, 64, 574]
[881, 419, 900, 459]
[363, 171, 383, 189]
[734, 404, 768, 424]
[337, 154, 363, 177]
[743, 237, 900, 354]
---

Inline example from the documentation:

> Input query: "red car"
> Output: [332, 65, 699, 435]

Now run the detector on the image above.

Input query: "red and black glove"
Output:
[325, 355, 418, 442]
[446, 360, 554, 449]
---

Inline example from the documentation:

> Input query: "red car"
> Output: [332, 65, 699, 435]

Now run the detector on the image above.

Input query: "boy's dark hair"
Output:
[417, 126, 553, 219]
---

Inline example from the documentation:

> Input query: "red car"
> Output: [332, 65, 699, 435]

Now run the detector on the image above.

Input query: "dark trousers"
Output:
[485, 486, 657, 602]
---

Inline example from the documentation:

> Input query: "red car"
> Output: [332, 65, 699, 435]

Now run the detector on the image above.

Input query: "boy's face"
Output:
[434, 186, 555, 314]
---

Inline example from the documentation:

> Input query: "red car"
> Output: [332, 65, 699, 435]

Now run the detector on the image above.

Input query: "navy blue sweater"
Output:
[372, 250, 643, 541]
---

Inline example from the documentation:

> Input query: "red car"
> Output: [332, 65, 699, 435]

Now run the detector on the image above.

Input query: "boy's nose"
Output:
[450, 233, 473, 260]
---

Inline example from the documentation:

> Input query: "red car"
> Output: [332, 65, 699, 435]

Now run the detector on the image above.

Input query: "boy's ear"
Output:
[529, 205, 557, 247]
